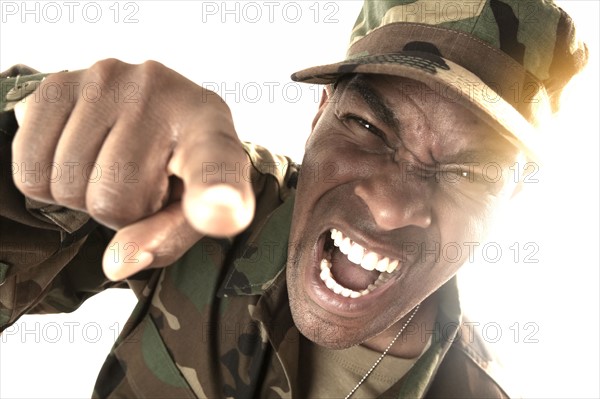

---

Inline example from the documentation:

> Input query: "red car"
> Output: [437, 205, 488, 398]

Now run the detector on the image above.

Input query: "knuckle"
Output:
[135, 60, 169, 99]
[140, 59, 166, 75]
[89, 58, 122, 79]
[87, 58, 127, 92]
[104, 60, 167, 120]
[136, 60, 165, 88]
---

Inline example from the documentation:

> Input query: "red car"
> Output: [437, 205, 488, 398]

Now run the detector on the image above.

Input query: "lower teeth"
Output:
[319, 258, 383, 298]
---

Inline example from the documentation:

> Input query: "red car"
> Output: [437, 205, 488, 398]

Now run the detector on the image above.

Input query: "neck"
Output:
[361, 292, 439, 358]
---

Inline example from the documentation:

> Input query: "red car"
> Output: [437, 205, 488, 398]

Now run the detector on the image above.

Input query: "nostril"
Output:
[354, 181, 432, 231]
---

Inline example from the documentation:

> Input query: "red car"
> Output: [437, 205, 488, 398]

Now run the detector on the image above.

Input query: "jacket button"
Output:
[6, 80, 41, 102]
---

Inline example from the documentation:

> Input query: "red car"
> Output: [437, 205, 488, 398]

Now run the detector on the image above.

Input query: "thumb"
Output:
[102, 201, 203, 281]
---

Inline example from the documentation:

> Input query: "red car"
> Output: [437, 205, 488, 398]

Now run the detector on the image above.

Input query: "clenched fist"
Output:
[11, 59, 255, 280]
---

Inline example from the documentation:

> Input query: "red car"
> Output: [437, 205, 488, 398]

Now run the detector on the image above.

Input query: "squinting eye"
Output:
[456, 169, 475, 182]
[447, 167, 505, 195]
[345, 114, 384, 138]
[357, 118, 373, 130]
[346, 115, 374, 130]
[434, 167, 476, 185]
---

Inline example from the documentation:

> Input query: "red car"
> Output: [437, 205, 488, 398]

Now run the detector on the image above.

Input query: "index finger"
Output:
[167, 101, 255, 238]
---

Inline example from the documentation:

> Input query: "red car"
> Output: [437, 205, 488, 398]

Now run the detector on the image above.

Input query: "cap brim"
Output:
[291, 53, 541, 161]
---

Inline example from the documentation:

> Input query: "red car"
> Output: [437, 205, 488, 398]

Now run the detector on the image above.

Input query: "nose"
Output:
[354, 172, 432, 231]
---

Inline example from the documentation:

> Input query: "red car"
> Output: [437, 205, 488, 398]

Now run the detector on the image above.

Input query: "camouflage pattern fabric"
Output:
[1, 70, 511, 397]
[347, 0, 586, 92]
[0, 77, 507, 399]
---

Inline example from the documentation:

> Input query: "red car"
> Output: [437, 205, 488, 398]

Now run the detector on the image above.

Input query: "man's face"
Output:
[286, 74, 521, 349]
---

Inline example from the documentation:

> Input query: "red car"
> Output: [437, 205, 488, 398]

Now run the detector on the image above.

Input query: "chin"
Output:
[286, 226, 417, 349]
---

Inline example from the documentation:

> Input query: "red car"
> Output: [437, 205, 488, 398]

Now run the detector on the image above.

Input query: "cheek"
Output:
[433, 197, 495, 270]
[303, 130, 391, 192]
[298, 141, 357, 198]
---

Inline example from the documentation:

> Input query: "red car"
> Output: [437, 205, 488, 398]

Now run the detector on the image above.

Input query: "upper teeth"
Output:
[320, 257, 394, 298]
[331, 229, 399, 273]
[318, 228, 401, 299]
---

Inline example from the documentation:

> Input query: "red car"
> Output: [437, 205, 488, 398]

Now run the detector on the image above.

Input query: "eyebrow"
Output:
[341, 76, 518, 166]
[343, 76, 402, 134]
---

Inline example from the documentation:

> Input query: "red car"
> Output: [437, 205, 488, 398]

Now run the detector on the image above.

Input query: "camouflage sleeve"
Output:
[0, 68, 124, 332]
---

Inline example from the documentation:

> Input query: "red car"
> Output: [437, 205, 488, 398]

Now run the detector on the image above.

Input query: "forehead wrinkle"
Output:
[432, 105, 520, 166]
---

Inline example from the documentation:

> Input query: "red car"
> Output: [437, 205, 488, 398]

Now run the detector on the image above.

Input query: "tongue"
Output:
[330, 247, 380, 291]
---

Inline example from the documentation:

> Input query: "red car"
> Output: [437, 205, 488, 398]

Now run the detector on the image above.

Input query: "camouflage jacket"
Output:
[0, 71, 510, 398]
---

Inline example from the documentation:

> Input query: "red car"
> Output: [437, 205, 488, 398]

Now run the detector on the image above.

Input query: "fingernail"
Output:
[186, 184, 253, 236]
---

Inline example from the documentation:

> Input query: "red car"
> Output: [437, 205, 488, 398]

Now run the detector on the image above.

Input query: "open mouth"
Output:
[318, 228, 403, 299]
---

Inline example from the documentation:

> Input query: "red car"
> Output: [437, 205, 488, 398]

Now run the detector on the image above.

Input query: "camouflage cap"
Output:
[291, 0, 588, 158]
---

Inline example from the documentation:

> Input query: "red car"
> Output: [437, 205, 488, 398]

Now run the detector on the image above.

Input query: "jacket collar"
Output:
[217, 192, 295, 298]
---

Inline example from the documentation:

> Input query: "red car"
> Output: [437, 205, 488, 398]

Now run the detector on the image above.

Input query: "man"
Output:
[0, 0, 588, 398]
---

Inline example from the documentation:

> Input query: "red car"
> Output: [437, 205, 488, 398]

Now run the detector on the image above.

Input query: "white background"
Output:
[0, 1, 598, 398]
